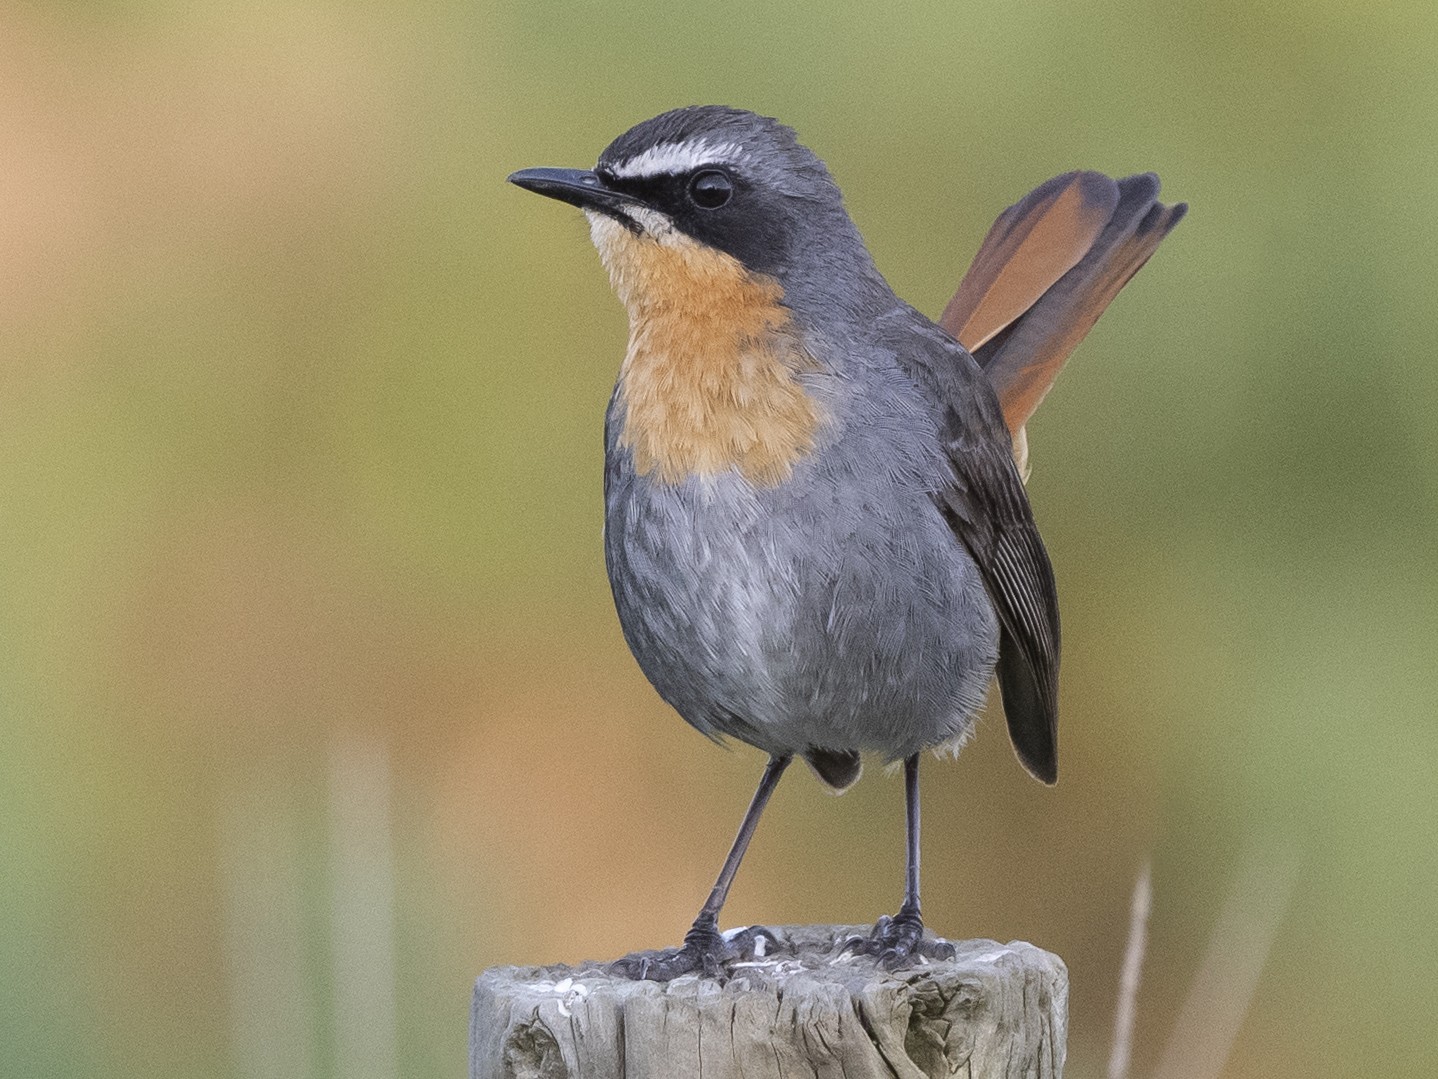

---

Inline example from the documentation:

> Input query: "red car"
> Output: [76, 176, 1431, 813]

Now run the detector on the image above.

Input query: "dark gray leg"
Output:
[690, 753, 791, 934]
[847, 754, 954, 966]
[900, 751, 922, 921]
[611, 754, 791, 980]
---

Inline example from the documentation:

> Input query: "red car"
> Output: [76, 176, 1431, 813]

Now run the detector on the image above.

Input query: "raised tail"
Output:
[942, 172, 1186, 477]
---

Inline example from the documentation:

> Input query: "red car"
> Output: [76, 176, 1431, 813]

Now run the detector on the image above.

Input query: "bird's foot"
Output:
[843, 907, 955, 969]
[608, 921, 782, 982]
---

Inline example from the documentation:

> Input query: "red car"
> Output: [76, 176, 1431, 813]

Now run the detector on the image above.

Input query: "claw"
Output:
[606, 944, 705, 982]
[846, 909, 949, 970]
[607, 924, 786, 982]
[724, 925, 781, 960]
[840, 934, 866, 955]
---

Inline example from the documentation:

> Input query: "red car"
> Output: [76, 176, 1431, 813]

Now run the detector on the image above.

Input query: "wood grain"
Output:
[472, 925, 1067, 1078]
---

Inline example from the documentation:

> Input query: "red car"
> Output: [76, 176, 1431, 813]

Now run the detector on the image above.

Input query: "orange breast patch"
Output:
[590, 215, 825, 487]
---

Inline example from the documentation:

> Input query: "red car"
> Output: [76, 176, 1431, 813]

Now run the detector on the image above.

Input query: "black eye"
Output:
[688, 170, 733, 209]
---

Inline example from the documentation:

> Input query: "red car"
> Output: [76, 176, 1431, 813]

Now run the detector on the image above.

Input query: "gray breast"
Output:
[602, 379, 1000, 761]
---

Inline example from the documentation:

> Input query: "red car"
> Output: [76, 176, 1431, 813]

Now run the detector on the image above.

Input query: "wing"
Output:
[944, 172, 1187, 477]
[889, 322, 1061, 783]
[939, 425, 1061, 784]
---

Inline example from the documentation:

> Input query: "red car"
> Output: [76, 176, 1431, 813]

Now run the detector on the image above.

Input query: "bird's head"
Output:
[507, 107, 891, 487]
[508, 106, 880, 318]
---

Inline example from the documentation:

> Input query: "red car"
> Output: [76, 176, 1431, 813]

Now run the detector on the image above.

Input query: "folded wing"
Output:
[889, 323, 1063, 785]
[938, 442, 1062, 784]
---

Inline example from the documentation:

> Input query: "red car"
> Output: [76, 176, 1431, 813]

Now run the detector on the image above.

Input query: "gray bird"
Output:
[509, 106, 1184, 979]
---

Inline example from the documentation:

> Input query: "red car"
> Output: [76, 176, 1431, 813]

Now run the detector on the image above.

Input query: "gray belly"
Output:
[604, 452, 1000, 760]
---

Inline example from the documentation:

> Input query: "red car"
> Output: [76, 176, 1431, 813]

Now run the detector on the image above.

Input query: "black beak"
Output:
[507, 167, 644, 216]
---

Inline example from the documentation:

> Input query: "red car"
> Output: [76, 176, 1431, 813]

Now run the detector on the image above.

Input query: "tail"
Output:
[941, 172, 1187, 478]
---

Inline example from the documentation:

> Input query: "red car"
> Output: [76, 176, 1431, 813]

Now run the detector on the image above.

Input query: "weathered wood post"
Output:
[471, 925, 1067, 1078]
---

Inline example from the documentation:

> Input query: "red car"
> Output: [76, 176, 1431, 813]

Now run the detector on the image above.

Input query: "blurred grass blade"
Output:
[1153, 843, 1300, 1079]
[1108, 861, 1152, 1079]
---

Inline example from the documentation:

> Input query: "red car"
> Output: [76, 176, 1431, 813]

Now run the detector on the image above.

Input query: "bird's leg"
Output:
[610, 754, 791, 981]
[846, 754, 955, 967]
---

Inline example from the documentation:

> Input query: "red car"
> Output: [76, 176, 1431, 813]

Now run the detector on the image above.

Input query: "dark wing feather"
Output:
[939, 434, 1061, 783]
[890, 321, 1061, 784]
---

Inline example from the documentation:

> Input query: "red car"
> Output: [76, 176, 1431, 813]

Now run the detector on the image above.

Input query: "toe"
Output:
[840, 932, 870, 955]
[606, 954, 646, 979]
[723, 925, 782, 962]
[922, 937, 956, 962]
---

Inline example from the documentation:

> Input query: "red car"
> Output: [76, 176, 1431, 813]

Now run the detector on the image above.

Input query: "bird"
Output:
[508, 106, 1184, 980]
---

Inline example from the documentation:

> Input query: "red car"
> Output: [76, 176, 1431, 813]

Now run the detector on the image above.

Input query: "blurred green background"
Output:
[3, 0, 1435, 1076]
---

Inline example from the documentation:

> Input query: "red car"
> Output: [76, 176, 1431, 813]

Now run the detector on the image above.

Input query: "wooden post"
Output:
[471, 925, 1067, 1078]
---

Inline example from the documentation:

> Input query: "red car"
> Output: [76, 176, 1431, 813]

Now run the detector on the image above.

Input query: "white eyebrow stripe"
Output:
[608, 139, 746, 179]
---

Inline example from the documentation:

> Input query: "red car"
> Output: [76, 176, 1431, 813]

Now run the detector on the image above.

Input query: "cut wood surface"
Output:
[471, 925, 1067, 1078]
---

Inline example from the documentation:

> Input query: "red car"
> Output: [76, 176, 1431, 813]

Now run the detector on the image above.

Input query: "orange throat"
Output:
[589, 214, 825, 487]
